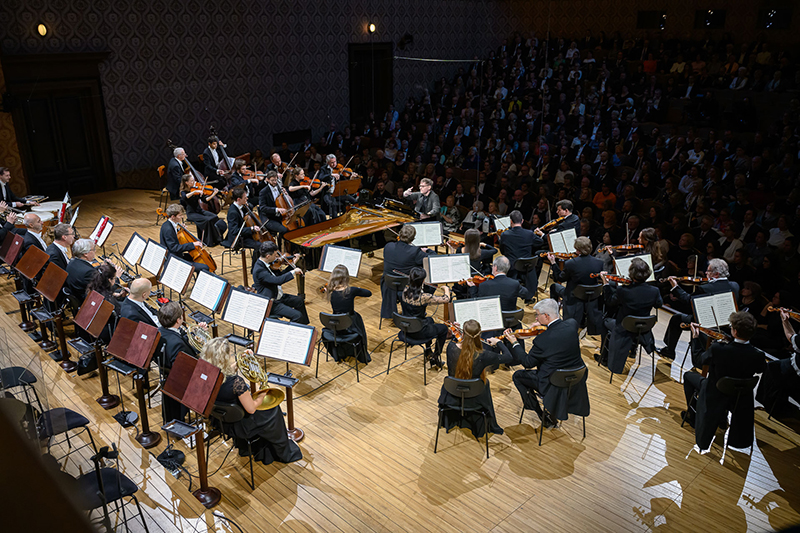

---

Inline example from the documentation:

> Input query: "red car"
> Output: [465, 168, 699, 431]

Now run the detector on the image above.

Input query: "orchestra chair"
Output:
[379, 274, 408, 329]
[156, 165, 168, 225]
[1, 366, 44, 414]
[434, 377, 490, 458]
[38, 407, 98, 462]
[513, 256, 540, 295]
[571, 284, 603, 339]
[611, 315, 658, 384]
[219, 243, 241, 276]
[207, 402, 259, 489]
[677, 342, 694, 384]
[502, 308, 525, 329]
[317, 313, 365, 383]
[519, 366, 589, 446]
[387, 312, 430, 385]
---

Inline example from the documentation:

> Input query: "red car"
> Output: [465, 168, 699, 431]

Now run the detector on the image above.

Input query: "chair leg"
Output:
[423, 349, 427, 386]
[247, 441, 255, 489]
[650, 347, 656, 382]
[582, 416, 586, 439]
[609, 372, 614, 384]
[434, 409, 443, 453]
[378, 317, 383, 330]
[315, 341, 320, 378]
[483, 413, 489, 459]
[387, 340, 396, 375]
[354, 343, 360, 383]
[519, 406, 525, 424]
[538, 420, 544, 446]
[132, 495, 150, 533]
[678, 343, 692, 384]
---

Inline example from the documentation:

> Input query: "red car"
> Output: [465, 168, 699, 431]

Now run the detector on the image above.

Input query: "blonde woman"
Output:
[200, 337, 302, 466]
[326, 264, 372, 364]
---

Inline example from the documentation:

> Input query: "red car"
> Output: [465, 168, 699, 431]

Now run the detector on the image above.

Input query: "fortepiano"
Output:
[284, 204, 416, 248]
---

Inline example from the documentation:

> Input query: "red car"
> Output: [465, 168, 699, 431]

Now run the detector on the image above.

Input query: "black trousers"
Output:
[683, 371, 704, 422]
[662, 312, 692, 356]
[513, 369, 542, 411]
[270, 293, 309, 324]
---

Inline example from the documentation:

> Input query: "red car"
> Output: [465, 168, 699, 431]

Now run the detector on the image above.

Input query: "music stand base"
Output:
[20, 321, 37, 332]
[287, 427, 304, 442]
[113, 410, 138, 428]
[60, 359, 77, 373]
[38, 340, 58, 352]
[136, 431, 162, 449]
[193, 487, 221, 509]
[157, 447, 185, 469]
[96, 394, 120, 410]
[48, 349, 64, 362]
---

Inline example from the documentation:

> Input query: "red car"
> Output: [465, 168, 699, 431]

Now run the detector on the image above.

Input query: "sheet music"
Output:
[90, 217, 114, 247]
[160, 256, 194, 294]
[425, 254, 471, 284]
[190, 271, 227, 311]
[223, 290, 270, 331]
[256, 319, 314, 365]
[320, 245, 362, 277]
[409, 221, 443, 247]
[613, 253, 655, 282]
[140, 240, 167, 276]
[548, 228, 577, 254]
[693, 292, 737, 328]
[452, 297, 504, 331]
[122, 233, 147, 267]
[494, 216, 511, 232]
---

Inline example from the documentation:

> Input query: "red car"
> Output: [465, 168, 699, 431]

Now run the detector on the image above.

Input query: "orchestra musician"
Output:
[157, 301, 201, 422]
[403, 177, 440, 220]
[510, 298, 588, 428]
[66, 239, 103, 299]
[20, 212, 47, 256]
[221, 188, 260, 253]
[179, 174, 227, 246]
[166, 147, 188, 200]
[266, 152, 288, 177]
[439, 320, 517, 437]
[326, 264, 372, 364]
[682, 311, 765, 453]
[547, 236, 604, 336]
[0, 205, 19, 243]
[159, 204, 210, 272]
[400, 267, 452, 369]
[200, 337, 302, 466]
[285, 168, 327, 225]
[0, 167, 37, 208]
[85, 263, 125, 343]
[498, 210, 543, 296]
[597, 258, 663, 371]
[534, 199, 581, 236]
[252, 241, 309, 324]
[659, 258, 739, 360]
[227, 159, 260, 198]
[449, 228, 496, 299]
[258, 171, 291, 241]
[755, 308, 800, 416]
[380, 224, 432, 320]
[46, 223, 75, 272]
[202, 135, 228, 182]
[120, 278, 160, 328]
[474, 256, 533, 312]
[318, 154, 356, 217]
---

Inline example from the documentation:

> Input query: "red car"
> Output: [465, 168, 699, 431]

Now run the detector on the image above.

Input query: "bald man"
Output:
[21, 212, 46, 256]
[120, 278, 160, 328]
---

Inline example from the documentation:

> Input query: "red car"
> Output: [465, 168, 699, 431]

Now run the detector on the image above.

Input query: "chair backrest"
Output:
[549, 366, 588, 389]
[715, 376, 759, 397]
[621, 315, 657, 334]
[443, 376, 486, 399]
[384, 273, 408, 292]
[210, 402, 246, 424]
[157, 165, 166, 178]
[514, 256, 539, 273]
[573, 284, 603, 302]
[392, 312, 424, 334]
[319, 312, 353, 332]
[502, 308, 524, 328]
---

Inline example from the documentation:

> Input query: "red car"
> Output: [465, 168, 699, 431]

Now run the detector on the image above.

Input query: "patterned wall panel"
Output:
[0, 55, 26, 195]
[0, 0, 796, 189]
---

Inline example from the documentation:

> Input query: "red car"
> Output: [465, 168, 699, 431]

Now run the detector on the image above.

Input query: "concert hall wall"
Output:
[0, 0, 797, 192]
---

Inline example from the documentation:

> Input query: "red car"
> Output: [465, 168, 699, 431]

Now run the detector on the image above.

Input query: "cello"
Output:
[156, 208, 219, 272]
[242, 204, 275, 243]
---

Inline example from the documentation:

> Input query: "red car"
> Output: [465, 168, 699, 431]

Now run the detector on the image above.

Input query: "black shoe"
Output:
[543, 415, 557, 429]
[593, 352, 608, 366]
[680, 411, 695, 428]
[658, 348, 675, 360]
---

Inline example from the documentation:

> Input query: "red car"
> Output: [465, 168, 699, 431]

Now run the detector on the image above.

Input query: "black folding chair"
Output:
[434, 377, 490, 458]
[380, 274, 408, 329]
[387, 312, 429, 385]
[610, 315, 657, 384]
[317, 312, 367, 382]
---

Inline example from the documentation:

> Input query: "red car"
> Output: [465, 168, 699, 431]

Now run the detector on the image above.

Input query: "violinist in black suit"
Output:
[474, 256, 532, 311]
[318, 154, 356, 216]
[159, 204, 209, 272]
[548, 236, 604, 334]
[0, 167, 32, 209]
[257, 171, 290, 242]
[598, 258, 663, 372]
[510, 299, 588, 427]
[45, 223, 75, 272]
[66, 239, 122, 302]
[682, 312, 765, 452]
[157, 302, 206, 422]
[534, 199, 581, 238]
[499, 210, 543, 295]
[166, 147, 188, 200]
[202, 135, 228, 183]
[380, 224, 431, 320]
[756, 309, 800, 417]
[120, 278, 160, 328]
[659, 258, 740, 359]
[252, 241, 308, 324]
[221, 188, 261, 254]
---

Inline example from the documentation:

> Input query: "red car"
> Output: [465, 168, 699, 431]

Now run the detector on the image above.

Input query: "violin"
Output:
[766, 305, 800, 322]
[445, 321, 464, 342]
[487, 227, 510, 237]
[270, 253, 304, 274]
[166, 138, 221, 214]
[590, 272, 632, 284]
[456, 274, 495, 286]
[332, 164, 357, 179]
[241, 167, 267, 181]
[658, 276, 709, 285]
[549, 252, 577, 261]
[680, 323, 732, 342]
[604, 244, 644, 254]
[513, 325, 548, 338]
[537, 216, 566, 233]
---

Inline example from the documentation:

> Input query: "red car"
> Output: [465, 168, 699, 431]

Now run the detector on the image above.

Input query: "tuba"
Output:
[235, 349, 284, 411]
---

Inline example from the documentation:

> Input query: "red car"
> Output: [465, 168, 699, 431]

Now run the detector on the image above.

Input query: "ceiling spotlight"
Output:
[37, 24, 47, 37]
[369, 23, 376, 33]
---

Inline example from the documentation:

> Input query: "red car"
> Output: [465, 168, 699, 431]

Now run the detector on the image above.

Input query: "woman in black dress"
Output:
[326, 264, 372, 364]
[400, 267, 452, 369]
[438, 319, 516, 437]
[85, 262, 125, 343]
[179, 174, 227, 246]
[285, 168, 327, 225]
[447, 229, 497, 299]
[200, 337, 302, 466]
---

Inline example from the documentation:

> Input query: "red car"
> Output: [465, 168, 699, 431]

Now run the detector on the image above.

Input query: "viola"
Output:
[242, 168, 267, 181]
[658, 276, 709, 285]
[190, 183, 216, 197]
[590, 272, 632, 284]
[457, 274, 495, 286]
[445, 321, 463, 342]
[766, 305, 800, 322]
[514, 325, 548, 338]
[604, 244, 644, 253]
[270, 253, 304, 273]
[537, 216, 566, 233]
[680, 323, 732, 342]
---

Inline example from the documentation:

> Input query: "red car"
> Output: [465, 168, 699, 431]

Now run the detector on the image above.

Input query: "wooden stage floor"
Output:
[2, 188, 799, 532]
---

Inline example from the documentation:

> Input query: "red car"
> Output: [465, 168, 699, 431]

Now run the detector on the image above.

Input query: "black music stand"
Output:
[16, 246, 52, 347]
[162, 352, 224, 508]
[33, 263, 72, 368]
[10, 242, 43, 333]
[106, 317, 163, 448]
[74, 291, 119, 409]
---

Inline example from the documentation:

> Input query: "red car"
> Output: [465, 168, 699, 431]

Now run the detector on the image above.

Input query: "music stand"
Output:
[74, 290, 119, 409]
[34, 263, 72, 369]
[106, 317, 163, 448]
[331, 177, 361, 197]
[163, 352, 224, 508]
[0, 231, 23, 265]
[13, 246, 48, 334]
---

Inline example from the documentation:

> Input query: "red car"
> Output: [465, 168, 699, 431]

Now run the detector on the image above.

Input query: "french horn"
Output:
[236, 349, 284, 411]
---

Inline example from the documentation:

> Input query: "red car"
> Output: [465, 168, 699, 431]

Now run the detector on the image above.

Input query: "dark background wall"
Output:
[0, 0, 797, 193]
